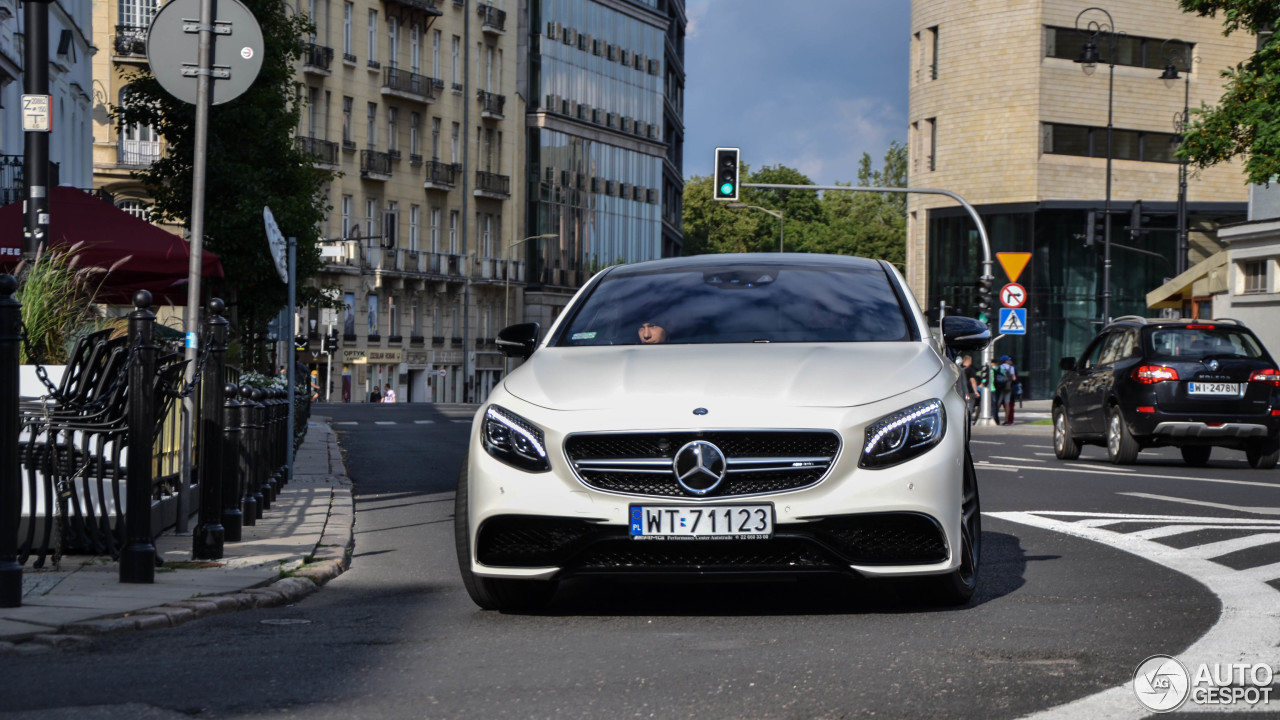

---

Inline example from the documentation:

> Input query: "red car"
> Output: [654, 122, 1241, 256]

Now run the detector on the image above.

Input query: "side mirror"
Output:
[941, 315, 991, 352]
[496, 322, 540, 359]
[1059, 357, 1077, 372]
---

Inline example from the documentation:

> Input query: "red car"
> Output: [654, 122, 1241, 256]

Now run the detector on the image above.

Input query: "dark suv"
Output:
[1053, 316, 1280, 468]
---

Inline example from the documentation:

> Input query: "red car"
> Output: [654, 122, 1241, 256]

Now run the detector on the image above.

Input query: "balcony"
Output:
[382, 67, 436, 104]
[477, 3, 506, 34]
[303, 43, 334, 75]
[477, 90, 505, 120]
[295, 136, 340, 169]
[118, 139, 161, 167]
[474, 170, 510, 199]
[423, 160, 457, 191]
[114, 25, 148, 58]
[360, 149, 392, 181]
[385, 0, 443, 16]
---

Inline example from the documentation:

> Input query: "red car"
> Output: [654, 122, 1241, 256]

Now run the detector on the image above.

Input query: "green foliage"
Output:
[681, 142, 908, 264]
[16, 244, 116, 364]
[1176, 0, 1280, 184]
[111, 0, 336, 366]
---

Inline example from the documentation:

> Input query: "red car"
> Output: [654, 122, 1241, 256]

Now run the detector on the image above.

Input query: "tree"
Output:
[1176, 0, 1280, 184]
[112, 0, 335, 368]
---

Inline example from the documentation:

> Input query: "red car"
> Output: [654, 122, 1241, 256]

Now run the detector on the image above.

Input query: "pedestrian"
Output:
[960, 354, 979, 424]
[310, 370, 320, 402]
[382, 383, 397, 403]
[996, 354, 1018, 425]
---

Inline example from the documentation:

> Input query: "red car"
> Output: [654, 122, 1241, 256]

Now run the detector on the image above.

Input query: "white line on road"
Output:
[1033, 452, 1057, 457]
[1182, 533, 1280, 560]
[990, 455, 1045, 463]
[374, 421, 397, 425]
[1117, 492, 1280, 516]
[452, 420, 470, 424]
[414, 420, 435, 424]
[989, 510, 1280, 720]
[980, 461, 1280, 489]
[970, 440, 1001, 445]
[1027, 444, 1052, 449]
[334, 421, 358, 426]
[1030, 510, 1280, 524]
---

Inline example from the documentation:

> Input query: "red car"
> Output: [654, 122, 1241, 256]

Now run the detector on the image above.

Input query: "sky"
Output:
[681, 0, 911, 186]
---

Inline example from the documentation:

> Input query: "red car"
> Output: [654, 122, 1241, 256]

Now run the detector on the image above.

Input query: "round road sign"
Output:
[147, 0, 264, 106]
[1001, 283, 1027, 309]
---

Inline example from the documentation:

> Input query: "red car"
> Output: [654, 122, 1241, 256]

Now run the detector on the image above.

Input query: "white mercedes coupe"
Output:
[455, 253, 991, 611]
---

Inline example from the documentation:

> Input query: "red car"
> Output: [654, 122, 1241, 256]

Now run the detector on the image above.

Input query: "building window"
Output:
[1045, 27, 1188, 71]
[342, 96, 353, 145]
[451, 35, 460, 86]
[343, 2, 352, 56]
[930, 26, 939, 79]
[410, 23, 420, 72]
[409, 112, 420, 157]
[367, 295, 378, 336]
[410, 205, 420, 252]
[368, 10, 377, 63]
[449, 210, 459, 254]
[926, 117, 936, 171]
[432, 30, 441, 79]
[367, 102, 377, 147]
[119, 0, 158, 28]
[117, 198, 149, 219]
[430, 207, 441, 253]
[366, 198, 379, 245]
[431, 117, 441, 159]
[412, 301, 422, 336]
[450, 122, 459, 163]
[388, 17, 398, 68]
[385, 201, 398, 247]
[387, 106, 398, 153]
[341, 195, 352, 238]
[1242, 259, 1268, 294]
[1043, 123, 1180, 163]
[388, 296, 398, 337]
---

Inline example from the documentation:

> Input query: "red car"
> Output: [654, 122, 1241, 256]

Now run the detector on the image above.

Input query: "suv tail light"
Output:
[1132, 365, 1179, 384]
[1249, 368, 1280, 387]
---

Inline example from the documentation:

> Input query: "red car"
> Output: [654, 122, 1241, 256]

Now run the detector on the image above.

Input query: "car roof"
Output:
[601, 253, 888, 275]
[1104, 316, 1249, 331]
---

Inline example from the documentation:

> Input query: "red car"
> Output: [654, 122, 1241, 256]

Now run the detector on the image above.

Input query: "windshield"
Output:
[554, 260, 913, 346]
[1146, 326, 1267, 360]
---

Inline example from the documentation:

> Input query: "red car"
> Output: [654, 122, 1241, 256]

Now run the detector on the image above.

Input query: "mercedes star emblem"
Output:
[1207, 359, 1220, 371]
[673, 440, 727, 495]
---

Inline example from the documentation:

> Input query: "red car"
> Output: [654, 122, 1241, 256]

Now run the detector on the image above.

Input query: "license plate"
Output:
[1187, 382, 1240, 396]
[629, 505, 773, 540]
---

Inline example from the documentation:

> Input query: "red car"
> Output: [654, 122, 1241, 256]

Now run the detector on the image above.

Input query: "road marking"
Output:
[1182, 533, 1280, 560]
[1118, 492, 1280, 516]
[980, 461, 1278, 489]
[334, 421, 358, 426]
[414, 420, 435, 424]
[374, 421, 397, 425]
[452, 420, 470, 424]
[989, 509, 1280, 720]
[1033, 452, 1057, 457]
[970, 440, 1001, 445]
[1027, 444, 1052, 449]
[990, 455, 1044, 463]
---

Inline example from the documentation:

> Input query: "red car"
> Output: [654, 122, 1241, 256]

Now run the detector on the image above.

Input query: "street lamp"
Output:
[1161, 38, 1194, 276]
[505, 233, 558, 329]
[1075, 6, 1119, 322]
[726, 203, 785, 251]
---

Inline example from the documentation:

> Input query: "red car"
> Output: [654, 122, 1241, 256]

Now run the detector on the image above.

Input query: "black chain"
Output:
[18, 320, 62, 398]
[168, 326, 215, 401]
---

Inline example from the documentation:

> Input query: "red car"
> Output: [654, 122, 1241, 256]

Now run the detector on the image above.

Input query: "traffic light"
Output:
[975, 277, 994, 317]
[1129, 199, 1149, 241]
[713, 147, 740, 201]
[324, 334, 338, 353]
[295, 336, 308, 353]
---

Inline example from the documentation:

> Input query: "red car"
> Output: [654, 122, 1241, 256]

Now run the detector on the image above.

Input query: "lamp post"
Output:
[726, 203, 785, 251]
[1161, 38, 1193, 277]
[505, 233, 558, 328]
[1075, 7, 1119, 323]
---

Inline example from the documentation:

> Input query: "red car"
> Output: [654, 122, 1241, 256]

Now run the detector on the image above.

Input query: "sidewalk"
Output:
[0, 415, 353, 649]
[972, 398, 1053, 434]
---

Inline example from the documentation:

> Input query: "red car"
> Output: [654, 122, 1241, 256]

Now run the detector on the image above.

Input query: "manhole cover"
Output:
[259, 618, 312, 626]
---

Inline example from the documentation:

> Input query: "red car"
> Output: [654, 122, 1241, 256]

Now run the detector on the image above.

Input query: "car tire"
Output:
[1053, 405, 1081, 460]
[1180, 445, 1212, 467]
[1246, 441, 1280, 470]
[454, 454, 558, 612]
[1105, 406, 1140, 465]
[931, 451, 980, 606]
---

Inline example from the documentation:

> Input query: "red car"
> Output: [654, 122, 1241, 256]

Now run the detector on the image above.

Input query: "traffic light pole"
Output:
[741, 182, 997, 425]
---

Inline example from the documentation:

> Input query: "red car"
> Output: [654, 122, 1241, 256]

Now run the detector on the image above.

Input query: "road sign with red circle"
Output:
[1001, 283, 1027, 309]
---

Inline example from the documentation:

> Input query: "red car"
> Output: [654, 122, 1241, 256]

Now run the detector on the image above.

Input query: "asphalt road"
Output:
[2, 404, 1278, 719]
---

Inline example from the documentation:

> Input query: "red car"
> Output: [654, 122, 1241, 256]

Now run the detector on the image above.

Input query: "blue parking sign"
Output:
[999, 308, 1027, 335]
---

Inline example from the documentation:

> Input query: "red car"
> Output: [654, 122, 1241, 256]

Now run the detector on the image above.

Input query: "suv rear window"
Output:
[1146, 326, 1267, 360]
[555, 261, 913, 346]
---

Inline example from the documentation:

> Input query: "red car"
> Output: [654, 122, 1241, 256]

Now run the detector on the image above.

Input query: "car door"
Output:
[1066, 334, 1108, 435]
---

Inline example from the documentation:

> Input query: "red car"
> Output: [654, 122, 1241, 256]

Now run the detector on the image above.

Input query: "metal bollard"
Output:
[275, 388, 288, 489]
[0, 275, 22, 606]
[221, 383, 243, 541]
[120, 290, 157, 584]
[239, 385, 258, 525]
[251, 388, 272, 509]
[265, 388, 282, 496]
[193, 299, 227, 559]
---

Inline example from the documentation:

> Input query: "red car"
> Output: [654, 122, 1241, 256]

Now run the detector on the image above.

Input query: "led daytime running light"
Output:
[485, 406, 547, 460]
[859, 399, 946, 469]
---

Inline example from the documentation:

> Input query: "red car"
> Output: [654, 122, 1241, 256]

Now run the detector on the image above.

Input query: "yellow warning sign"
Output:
[997, 252, 1031, 284]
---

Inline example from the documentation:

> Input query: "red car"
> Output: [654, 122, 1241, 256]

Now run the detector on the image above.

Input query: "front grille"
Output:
[564, 431, 840, 498]
[474, 512, 947, 575]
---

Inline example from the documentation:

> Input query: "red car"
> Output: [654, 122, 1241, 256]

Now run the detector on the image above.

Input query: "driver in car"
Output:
[638, 319, 668, 344]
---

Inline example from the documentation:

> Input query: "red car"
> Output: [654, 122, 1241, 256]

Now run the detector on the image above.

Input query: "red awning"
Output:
[0, 187, 224, 305]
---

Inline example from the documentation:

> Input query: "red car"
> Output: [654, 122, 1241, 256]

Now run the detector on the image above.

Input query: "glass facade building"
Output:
[525, 0, 684, 290]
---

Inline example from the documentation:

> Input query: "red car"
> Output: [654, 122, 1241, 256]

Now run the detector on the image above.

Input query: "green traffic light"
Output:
[720, 182, 734, 196]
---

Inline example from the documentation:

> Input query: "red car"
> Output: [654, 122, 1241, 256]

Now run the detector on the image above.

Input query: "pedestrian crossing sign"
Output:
[999, 308, 1027, 335]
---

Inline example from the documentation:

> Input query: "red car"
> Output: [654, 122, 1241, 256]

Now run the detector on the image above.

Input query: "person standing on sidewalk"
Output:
[996, 355, 1018, 425]
[961, 355, 979, 424]
[382, 383, 397, 403]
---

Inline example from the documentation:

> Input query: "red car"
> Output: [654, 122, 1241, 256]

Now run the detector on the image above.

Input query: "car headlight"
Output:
[859, 399, 946, 469]
[482, 405, 551, 472]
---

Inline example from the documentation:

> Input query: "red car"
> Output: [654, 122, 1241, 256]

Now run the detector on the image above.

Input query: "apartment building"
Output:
[907, 0, 1254, 399]
[1, 0, 93, 208]
[520, 0, 685, 326]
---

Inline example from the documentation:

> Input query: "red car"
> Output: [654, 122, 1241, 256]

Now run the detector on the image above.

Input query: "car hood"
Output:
[503, 343, 944, 411]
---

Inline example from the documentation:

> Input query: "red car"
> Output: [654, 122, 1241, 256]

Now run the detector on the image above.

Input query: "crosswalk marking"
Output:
[1183, 533, 1280, 559]
[1118, 491, 1280, 516]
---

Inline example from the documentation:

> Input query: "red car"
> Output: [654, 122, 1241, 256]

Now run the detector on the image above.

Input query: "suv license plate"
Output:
[630, 505, 773, 540]
[1188, 382, 1241, 396]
